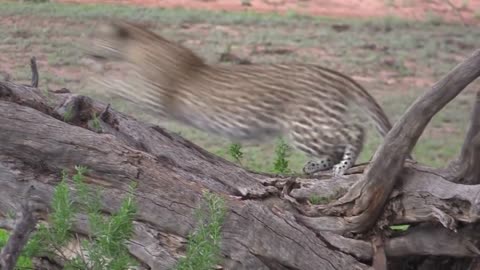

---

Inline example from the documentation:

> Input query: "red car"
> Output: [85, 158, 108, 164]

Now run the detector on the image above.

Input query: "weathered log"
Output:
[1, 48, 480, 269]
[0, 81, 369, 269]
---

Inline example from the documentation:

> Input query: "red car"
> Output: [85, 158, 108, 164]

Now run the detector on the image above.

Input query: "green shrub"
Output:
[272, 138, 291, 174]
[10, 165, 139, 270]
[176, 191, 227, 270]
[228, 143, 244, 164]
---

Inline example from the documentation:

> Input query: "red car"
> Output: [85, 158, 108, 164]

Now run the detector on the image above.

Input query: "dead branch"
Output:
[448, 90, 480, 184]
[296, 49, 480, 233]
[30, 56, 38, 88]
[371, 235, 387, 270]
[0, 185, 46, 270]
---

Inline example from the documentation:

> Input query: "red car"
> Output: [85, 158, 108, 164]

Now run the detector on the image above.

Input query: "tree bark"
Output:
[1, 49, 480, 269]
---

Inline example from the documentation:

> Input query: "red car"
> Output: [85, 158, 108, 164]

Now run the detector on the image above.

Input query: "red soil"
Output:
[57, 0, 480, 23]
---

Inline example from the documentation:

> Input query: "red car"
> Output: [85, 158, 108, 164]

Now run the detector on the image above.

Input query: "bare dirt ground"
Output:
[58, 0, 480, 24]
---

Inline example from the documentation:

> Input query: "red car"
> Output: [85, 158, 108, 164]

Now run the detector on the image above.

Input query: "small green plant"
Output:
[42, 86, 54, 105]
[0, 229, 7, 246]
[176, 191, 227, 270]
[228, 143, 244, 164]
[390, 224, 410, 231]
[90, 112, 102, 132]
[16, 165, 138, 270]
[272, 138, 290, 174]
[308, 187, 347, 205]
[63, 104, 74, 122]
[308, 195, 329, 205]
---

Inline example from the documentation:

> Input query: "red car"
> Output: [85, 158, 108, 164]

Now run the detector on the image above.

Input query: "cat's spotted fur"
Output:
[86, 20, 394, 176]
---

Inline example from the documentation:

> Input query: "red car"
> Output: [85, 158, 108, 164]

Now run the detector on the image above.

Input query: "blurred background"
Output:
[1, 0, 479, 173]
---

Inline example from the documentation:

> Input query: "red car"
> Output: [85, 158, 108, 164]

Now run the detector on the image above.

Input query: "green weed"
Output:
[18, 166, 138, 270]
[272, 138, 291, 174]
[308, 195, 329, 205]
[176, 191, 227, 270]
[228, 143, 244, 164]
[308, 188, 346, 205]
[90, 112, 102, 132]
[390, 224, 410, 231]
[63, 104, 74, 122]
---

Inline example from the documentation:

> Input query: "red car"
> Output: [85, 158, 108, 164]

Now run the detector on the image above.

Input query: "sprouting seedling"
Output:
[273, 138, 290, 174]
[228, 143, 243, 164]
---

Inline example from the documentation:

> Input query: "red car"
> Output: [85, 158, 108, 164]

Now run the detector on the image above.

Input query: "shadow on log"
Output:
[1, 50, 480, 269]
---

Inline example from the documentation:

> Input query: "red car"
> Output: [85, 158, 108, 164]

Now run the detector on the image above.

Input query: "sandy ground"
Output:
[56, 0, 480, 23]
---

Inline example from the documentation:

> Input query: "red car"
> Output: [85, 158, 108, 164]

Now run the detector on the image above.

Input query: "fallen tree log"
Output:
[0, 49, 480, 269]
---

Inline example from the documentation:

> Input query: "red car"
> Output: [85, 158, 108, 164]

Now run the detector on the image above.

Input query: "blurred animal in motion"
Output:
[85, 20, 395, 176]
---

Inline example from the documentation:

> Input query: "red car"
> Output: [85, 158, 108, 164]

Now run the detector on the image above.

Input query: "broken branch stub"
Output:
[449, 90, 480, 184]
[0, 185, 46, 270]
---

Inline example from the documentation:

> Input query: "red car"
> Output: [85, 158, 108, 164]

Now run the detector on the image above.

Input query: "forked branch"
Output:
[296, 49, 480, 233]
[352, 49, 480, 228]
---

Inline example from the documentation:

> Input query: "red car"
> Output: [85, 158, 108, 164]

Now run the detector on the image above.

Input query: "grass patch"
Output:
[0, 166, 138, 270]
[90, 112, 102, 132]
[228, 143, 244, 165]
[308, 188, 346, 205]
[0, 2, 337, 26]
[272, 138, 291, 174]
[309, 195, 330, 205]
